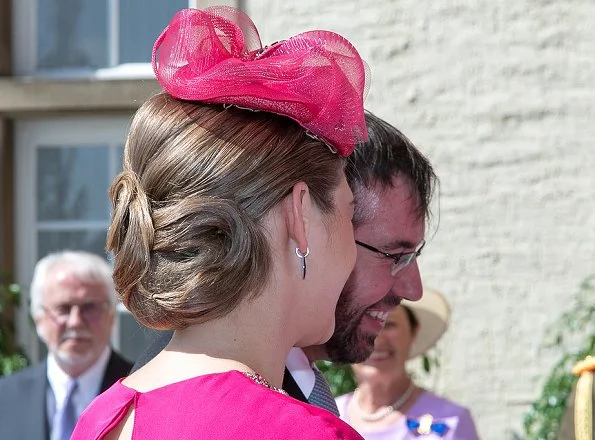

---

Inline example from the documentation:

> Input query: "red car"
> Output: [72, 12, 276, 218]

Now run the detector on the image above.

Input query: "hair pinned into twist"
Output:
[107, 170, 155, 309]
[124, 196, 270, 329]
[107, 94, 344, 330]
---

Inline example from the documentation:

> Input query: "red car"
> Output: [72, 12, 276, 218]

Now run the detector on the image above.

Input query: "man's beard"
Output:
[324, 284, 402, 364]
[53, 329, 97, 370]
[324, 285, 377, 364]
[55, 347, 96, 369]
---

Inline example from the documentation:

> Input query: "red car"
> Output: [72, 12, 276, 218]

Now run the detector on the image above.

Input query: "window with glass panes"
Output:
[37, 0, 187, 70]
[13, 0, 238, 75]
[15, 117, 130, 361]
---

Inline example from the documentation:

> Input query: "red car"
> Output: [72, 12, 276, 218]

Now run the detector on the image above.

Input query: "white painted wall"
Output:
[246, 1, 595, 438]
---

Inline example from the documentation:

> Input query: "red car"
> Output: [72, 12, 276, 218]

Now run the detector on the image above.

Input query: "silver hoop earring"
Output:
[295, 247, 310, 280]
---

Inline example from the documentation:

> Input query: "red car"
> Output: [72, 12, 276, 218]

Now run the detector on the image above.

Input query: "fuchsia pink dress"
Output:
[72, 370, 364, 439]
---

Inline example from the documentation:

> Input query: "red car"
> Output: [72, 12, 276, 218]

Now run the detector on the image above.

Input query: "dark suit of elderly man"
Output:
[0, 251, 132, 440]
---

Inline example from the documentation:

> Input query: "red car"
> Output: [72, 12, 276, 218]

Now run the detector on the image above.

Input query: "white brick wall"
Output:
[247, 1, 595, 438]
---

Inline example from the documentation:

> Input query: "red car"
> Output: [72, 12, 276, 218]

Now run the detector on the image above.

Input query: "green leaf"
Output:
[0, 276, 29, 377]
[523, 274, 595, 440]
[317, 361, 356, 397]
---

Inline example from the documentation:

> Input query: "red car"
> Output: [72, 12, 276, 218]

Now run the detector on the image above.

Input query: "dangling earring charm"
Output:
[295, 247, 310, 280]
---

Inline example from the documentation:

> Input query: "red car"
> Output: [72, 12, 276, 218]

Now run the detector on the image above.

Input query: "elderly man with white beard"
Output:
[0, 250, 132, 440]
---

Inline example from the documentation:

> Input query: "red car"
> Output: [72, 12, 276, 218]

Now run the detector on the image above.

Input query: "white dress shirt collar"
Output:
[285, 347, 316, 398]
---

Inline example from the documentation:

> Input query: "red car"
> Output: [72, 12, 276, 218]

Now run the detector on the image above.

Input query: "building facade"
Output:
[1, 1, 594, 439]
[0, 0, 237, 363]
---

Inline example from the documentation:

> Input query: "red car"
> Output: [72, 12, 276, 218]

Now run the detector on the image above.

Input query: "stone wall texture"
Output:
[246, 1, 595, 438]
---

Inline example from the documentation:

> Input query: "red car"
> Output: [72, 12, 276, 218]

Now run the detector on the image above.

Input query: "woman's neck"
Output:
[356, 373, 414, 410]
[172, 300, 290, 386]
[347, 374, 423, 430]
[129, 293, 294, 391]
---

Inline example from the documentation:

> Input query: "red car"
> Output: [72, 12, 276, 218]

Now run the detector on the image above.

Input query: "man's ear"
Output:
[34, 317, 47, 343]
[287, 181, 311, 252]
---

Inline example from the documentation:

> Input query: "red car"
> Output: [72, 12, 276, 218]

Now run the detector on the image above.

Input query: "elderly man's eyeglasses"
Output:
[355, 239, 426, 276]
[41, 301, 110, 325]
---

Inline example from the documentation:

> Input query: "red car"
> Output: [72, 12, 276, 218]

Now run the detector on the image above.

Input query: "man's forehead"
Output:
[47, 267, 107, 296]
[356, 177, 419, 217]
[354, 178, 425, 245]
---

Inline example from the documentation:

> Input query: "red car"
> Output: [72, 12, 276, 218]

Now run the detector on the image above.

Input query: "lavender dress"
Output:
[336, 390, 480, 440]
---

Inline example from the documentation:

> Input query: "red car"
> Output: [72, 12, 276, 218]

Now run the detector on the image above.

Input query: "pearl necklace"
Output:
[353, 382, 416, 422]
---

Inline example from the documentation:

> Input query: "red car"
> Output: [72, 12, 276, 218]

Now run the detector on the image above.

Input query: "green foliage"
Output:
[317, 349, 441, 397]
[420, 351, 440, 375]
[523, 275, 595, 440]
[1, 352, 29, 377]
[317, 361, 357, 397]
[0, 274, 29, 377]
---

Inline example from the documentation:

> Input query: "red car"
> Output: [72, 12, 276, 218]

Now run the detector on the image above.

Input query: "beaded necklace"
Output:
[242, 371, 288, 395]
[353, 382, 416, 422]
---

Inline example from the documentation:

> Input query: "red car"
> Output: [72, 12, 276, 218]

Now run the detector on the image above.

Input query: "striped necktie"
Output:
[309, 368, 340, 416]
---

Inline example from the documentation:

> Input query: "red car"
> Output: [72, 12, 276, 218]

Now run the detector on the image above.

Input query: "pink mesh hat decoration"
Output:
[152, 6, 369, 156]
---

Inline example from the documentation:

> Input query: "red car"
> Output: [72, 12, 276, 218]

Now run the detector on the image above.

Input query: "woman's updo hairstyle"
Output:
[107, 92, 344, 330]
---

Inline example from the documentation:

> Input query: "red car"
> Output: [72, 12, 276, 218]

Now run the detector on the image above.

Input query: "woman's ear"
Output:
[287, 181, 311, 252]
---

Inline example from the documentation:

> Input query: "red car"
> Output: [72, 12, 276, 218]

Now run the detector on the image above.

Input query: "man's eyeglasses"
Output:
[41, 301, 110, 325]
[355, 239, 426, 276]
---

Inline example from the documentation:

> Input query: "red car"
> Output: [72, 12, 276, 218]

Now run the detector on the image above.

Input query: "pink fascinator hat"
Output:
[152, 6, 369, 156]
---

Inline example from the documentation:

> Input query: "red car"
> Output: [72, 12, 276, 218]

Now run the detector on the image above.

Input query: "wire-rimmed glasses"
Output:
[41, 301, 110, 325]
[355, 239, 426, 276]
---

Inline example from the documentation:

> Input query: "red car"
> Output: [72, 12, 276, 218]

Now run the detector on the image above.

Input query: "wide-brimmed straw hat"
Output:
[401, 286, 451, 359]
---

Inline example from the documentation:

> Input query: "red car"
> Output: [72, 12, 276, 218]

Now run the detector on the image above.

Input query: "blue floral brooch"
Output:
[406, 414, 449, 437]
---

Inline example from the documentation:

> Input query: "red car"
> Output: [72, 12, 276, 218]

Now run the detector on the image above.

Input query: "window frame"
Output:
[11, 0, 237, 78]
[14, 115, 132, 362]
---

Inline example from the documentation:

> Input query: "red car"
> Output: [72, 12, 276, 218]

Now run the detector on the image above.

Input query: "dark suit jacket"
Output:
[0, 349, 132, 440]
[556, 378, 595, 440]
[133, 330, 310, 403]
[282, 367, 308, 403]
[131, 329, 173, 373]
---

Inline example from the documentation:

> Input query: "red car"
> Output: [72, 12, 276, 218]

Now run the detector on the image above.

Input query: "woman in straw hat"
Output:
[336, 287, 480, 439]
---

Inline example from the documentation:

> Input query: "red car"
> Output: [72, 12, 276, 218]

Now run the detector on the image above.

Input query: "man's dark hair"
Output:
[345, 111, 438, 224]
